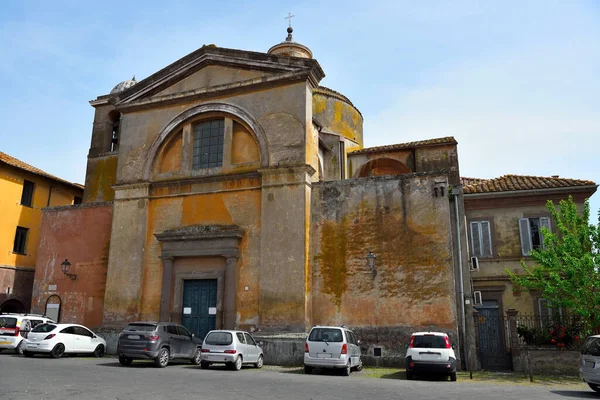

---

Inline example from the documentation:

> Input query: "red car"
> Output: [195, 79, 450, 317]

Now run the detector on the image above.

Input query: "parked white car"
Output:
[23, 323, 106, 358]
[200, 330, 264, 371]
[580, 334, 600, 393]
[0, 313, 55, 355]
[405, 331, 457, 381]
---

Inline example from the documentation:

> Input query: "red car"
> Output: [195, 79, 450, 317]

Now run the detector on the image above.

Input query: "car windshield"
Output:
[31, 324, 57, 333]
[124, 323, 156, 332]
[205, 332, 233, 345]
[308, 328, 343, 342]
[412, 335, 447, 349]
[582, 337, 600, 356]
[0, 317, 17, 328]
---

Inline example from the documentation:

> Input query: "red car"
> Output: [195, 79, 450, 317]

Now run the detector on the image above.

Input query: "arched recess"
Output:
[143, 102, 270, 181]
[0, 299, 25, 313]
[357, 158, 412, 178]
[44, 295, 62, 322]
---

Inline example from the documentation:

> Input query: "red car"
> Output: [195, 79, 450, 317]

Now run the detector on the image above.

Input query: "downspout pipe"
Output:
[453, 186, 468, 370]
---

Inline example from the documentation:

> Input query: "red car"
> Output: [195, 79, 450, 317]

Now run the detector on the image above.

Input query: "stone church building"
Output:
[31, 28, 474, 365]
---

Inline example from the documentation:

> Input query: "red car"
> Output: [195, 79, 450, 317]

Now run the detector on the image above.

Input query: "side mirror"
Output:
[357, 340, 361, 345]
[452, 344, 456, 349]
[192, 333, 195, 337]
[259, 341, 264, 347]
[93, 335, 97, 339]
[404, 343, 409, 349]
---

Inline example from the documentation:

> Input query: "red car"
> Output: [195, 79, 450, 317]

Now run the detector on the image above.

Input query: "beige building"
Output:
[462, 174, 597, 369]
[32, 28, 474, 366]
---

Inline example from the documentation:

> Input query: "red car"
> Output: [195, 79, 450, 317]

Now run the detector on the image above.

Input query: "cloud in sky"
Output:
[0, 0, 598, 213]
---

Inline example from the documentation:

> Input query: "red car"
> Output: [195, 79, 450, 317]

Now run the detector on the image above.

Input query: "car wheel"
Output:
[406, 371, 413, 380]
[354, 359, 363, 372]
[23, 350, 34, 358]
[254, 355, 264, 369]
[154, 348, 170, 368]
[342, 361, 351, 376]
[15, 340, 24, 355]
[232, 355, 242, 371]
[191, 349, 202, 365]
[50, 343, 65, 359]
[93, 345, 105, 358]
[589, 383, 600, 392]
[119, 356, 133, 366]
[304, 365, 313, 374]
[200, 361, 210, 369]
[450, 372, 457, 382]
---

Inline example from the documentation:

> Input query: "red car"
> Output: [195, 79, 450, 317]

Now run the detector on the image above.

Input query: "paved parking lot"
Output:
[0, 354, 596, 400]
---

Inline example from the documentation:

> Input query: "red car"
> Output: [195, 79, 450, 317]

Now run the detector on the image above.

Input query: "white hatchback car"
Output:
[580, 334, 600, 393]
[405, 332, 457, 381]
[200, 330, 264, 371]
[23, 323, 106, 358]
[0, 313, 55, 355]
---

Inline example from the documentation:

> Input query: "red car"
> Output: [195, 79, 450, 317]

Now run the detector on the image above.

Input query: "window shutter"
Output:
[481, 221, 492, 257]
[519, 218, 532, 256]
[540, 217, 551, 248]
[470, 221, 481, 257]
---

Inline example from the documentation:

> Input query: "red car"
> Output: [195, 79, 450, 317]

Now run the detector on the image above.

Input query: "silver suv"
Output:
[0, 313, 55, 355]
[304, 326, 363, 376]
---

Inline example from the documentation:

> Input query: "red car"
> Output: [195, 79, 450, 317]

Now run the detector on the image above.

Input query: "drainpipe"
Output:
[452, 186, 468, 370]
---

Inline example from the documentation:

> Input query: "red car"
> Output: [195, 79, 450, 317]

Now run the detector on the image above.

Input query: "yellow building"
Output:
[0, 151, 83, 313]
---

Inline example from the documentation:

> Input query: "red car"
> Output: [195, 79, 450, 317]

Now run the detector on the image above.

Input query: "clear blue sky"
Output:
[1, 0, 598, 217]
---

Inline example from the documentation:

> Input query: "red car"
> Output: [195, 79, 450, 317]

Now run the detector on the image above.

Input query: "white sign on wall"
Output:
[183, 307, 192, 315]
[48, 285, 57, 291]
[208, 307, 217, 315]
[46, 304, 60, 309]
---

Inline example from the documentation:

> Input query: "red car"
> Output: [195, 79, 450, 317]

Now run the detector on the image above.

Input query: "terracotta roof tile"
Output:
[349, 137, 457, 155]
[0, 151, 83, 190]
[462, 174, 596, 194]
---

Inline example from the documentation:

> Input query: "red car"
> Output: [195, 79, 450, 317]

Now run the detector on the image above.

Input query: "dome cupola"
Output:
[110, 76, 138, 95]
[267, 16, 312, 59]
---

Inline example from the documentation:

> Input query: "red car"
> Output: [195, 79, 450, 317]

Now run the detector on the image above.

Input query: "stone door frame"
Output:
[155, 225, 244, 329]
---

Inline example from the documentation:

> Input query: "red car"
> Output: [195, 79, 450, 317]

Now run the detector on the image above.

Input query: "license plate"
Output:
[0, 341, 11, 345]
[128, 335, 140, 339]
[317, 353, 332, 358]
[27, 343, 38, 348]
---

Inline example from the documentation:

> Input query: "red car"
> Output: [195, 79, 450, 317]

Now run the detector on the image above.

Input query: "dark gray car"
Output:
[117, 322, 202, 367]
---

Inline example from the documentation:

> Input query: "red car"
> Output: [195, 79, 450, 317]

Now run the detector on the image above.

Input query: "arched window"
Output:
[44, 295, 62, 322]
[358, 158, 412, 178]
[109, 111, 121, 152]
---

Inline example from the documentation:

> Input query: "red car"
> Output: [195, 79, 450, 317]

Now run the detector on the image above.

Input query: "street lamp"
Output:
[61, 259, 77, 280]
[366, 250, 376, 277]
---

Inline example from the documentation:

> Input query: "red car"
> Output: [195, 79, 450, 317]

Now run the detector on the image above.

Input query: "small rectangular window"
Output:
[13, 226, 28, 254]
[193, 119, 224, 169]
[21, 180, 34, 207]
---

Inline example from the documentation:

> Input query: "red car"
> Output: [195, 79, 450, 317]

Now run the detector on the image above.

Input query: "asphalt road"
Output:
[0, 354, 596, 400]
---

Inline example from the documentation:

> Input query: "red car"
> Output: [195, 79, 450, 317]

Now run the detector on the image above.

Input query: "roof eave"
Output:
[463, 184, 598, 199]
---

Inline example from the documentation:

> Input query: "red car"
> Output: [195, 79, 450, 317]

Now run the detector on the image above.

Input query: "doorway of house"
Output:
[182, 279, 217, 340]
[475, 300, 513, 370]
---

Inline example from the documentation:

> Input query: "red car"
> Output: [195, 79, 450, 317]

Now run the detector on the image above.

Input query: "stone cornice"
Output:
[155, 224, 244, 242]
[114, 70, 318, 113]
[42, 201, 113, 213]
[151, 170, 261, 189]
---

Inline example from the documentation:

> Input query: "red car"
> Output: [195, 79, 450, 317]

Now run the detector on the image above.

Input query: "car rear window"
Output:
[0, 317, 17, 328]
[308, 328, 343, 342]
[412, 335, 447, 349]
[124, 323, 156, 332]
[582, 337, 600, 356]
[205, 332, 233, 345]
[31, 324, 57, 333]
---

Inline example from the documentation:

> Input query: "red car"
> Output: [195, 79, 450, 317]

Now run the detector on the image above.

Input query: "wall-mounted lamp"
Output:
[366, 250, 377, 277]
[61, 259, 77, 280]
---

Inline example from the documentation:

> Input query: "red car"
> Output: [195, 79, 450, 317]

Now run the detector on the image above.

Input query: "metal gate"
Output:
[475, 301, 513, 370]
[182, 279, 217, 340]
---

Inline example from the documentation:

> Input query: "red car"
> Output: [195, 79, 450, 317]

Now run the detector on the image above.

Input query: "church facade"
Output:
[31, 30, 473, 365]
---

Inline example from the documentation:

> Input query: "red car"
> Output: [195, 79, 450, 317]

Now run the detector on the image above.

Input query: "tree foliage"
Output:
[507, 196, 600, 327]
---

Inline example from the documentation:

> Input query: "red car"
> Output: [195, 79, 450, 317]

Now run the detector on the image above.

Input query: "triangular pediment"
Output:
[113, 46, 325, 107]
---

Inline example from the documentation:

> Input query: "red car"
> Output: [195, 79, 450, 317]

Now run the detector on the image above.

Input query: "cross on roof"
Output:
[285, 12, 295, 27]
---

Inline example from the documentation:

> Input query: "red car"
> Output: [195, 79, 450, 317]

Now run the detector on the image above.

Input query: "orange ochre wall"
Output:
[139, 181, 262, 325]
[310, 175, 457, 331]
[31, 203, 112, 329]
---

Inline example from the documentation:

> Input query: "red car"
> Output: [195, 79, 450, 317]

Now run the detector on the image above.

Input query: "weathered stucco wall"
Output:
[310, 173, 459, 355]
[313, 91, 363, 146]
[83, 154, 118, 203]
[0, 267, 34, 311]
[31, 203, 112, 329]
